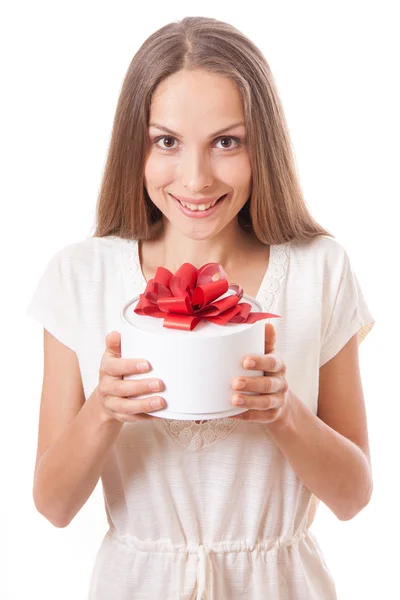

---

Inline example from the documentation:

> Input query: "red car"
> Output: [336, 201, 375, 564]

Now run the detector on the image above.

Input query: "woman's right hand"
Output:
[96, 331, 166, 423]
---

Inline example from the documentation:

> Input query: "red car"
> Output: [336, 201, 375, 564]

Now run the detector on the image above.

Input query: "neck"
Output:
[154, 218, 256, 272]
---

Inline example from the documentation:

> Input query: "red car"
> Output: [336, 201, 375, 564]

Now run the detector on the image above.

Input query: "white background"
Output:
[3, 1, 399, 598]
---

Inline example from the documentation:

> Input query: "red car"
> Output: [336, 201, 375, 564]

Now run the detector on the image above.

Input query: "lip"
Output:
[170, 193, 227, 218]
[171, 194, 224, 205]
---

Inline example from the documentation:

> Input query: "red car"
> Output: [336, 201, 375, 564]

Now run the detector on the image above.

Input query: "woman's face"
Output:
[144, 69, 252, 240]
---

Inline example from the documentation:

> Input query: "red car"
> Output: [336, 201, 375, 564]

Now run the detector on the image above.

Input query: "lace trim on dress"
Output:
[120, 237, 145, 299]
[119, 237, 290, 451]
[257, 246, 289, 311]
[162, 417, 240, 452]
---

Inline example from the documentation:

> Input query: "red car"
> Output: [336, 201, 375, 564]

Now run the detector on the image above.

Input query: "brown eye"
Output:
[161, 137, 176, 148]
[219, 138, 233, 148]
[154, 136, 177, 149]
[216, 136, 240, 149]
[153, 135, 240, 151]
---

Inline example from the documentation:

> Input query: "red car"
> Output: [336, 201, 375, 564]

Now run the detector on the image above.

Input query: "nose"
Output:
[178, 147, 214, 193]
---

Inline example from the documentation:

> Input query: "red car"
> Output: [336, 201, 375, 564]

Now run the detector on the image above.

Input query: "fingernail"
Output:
[244, 358, 256, 368]
[150, 398, 163, 408]
[233, 379, 246, 390]
[137, 361, 149, 371]
[234, 395, 245, 405]
[149, 380, 161, 391]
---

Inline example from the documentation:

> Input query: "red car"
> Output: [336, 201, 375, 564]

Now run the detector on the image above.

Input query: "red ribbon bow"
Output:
[134, 262, 280, 331]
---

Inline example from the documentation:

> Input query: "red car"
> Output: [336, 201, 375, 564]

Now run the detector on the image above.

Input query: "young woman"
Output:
[27, 16, 375, 600]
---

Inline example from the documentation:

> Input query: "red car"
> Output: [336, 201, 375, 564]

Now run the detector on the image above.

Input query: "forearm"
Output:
[266, 392, 373, 521]
[33, 388, 123, 528]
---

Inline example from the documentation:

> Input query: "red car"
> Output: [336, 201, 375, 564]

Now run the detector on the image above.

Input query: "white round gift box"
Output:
[120, 293, 268, 420]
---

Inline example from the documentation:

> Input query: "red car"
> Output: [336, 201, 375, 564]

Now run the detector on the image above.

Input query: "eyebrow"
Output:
[149, 122, 246, 138]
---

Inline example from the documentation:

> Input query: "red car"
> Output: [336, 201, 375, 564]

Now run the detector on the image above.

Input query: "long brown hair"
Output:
[93, 16, 333, 244]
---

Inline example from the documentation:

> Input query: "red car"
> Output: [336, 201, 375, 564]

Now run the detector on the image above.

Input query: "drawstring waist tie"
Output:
[108, 527, 310, 600]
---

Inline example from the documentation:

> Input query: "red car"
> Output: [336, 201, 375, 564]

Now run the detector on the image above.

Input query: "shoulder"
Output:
[52, 234, 121, 261]
[289, 234, 347, 257]
[48, 235, 122, 280]
[289, 235, 348, 270]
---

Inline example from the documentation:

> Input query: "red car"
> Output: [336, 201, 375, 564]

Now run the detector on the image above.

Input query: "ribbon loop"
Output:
[134, 261, 280, 330]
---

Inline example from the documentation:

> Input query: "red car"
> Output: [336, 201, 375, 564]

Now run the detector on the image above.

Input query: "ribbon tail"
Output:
[163, 314, 201, 331]
[245, 312, 281, 323]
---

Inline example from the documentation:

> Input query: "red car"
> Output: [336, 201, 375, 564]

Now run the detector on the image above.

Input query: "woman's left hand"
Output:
[230, 323, 293, 424]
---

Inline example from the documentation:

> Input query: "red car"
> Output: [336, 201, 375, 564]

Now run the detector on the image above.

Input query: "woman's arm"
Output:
[34, 386, 123, 527]
[266, 333, 373, 521]
[33, 331, 124, 527]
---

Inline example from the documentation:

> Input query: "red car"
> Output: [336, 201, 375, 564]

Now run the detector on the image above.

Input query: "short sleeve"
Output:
[320, 249, 375, 367]
[26, 248, 81, 352]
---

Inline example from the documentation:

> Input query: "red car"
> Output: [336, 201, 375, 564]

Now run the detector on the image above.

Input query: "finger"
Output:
[102, 356, 152, 378]
[242, 354, 285, 373]
[232, 375, 285, 394]
[232, 392, 282, 411]
[107, 394, 166, 418]
[231, 408, 281, 423]
[264, 323, 276, 355]
[106, 376, 164, 398]
[105, 331, 121, 357]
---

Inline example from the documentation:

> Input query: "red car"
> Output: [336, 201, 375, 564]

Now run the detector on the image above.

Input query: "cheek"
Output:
[145, 152, 252, 190]
[217, 155, 252, 187]
[144, 155, 173, 184]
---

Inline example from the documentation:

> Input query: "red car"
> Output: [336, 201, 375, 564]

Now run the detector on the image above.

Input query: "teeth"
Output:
[179, 197, 221, 211]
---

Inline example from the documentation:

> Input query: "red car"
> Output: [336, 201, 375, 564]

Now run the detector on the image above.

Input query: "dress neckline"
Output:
[119, 236, 290, 315]
[136, 239, 273, 303]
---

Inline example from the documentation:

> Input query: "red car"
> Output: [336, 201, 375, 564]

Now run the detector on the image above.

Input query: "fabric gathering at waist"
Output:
[107, 527, 310, 600]
[107, 526, 310, 554]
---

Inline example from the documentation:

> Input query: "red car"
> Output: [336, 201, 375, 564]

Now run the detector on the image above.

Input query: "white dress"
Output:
[26, 234, 375, 599]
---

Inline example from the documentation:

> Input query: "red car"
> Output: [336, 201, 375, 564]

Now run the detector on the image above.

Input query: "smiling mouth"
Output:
[172, 194, 227, 212]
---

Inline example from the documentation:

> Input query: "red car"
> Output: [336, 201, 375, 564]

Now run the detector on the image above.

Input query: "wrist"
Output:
[87, 387, 122, 429]
[267, 389, 296, 433]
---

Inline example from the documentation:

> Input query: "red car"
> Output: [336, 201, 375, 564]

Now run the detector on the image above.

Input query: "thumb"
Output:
[105, 331, 121, 357]
[264, 322, 276, 354]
